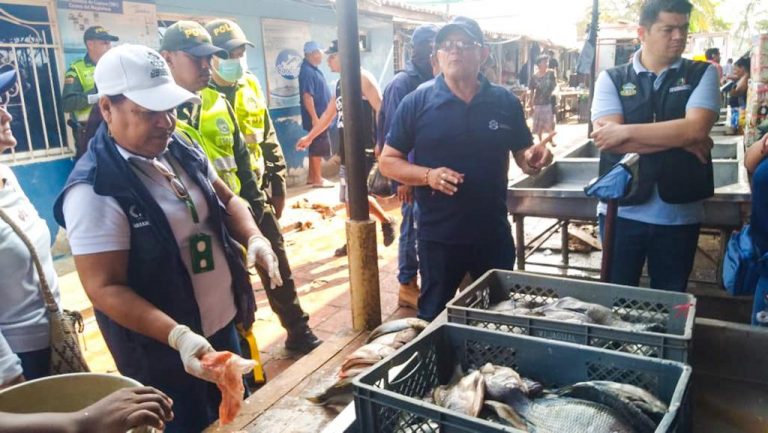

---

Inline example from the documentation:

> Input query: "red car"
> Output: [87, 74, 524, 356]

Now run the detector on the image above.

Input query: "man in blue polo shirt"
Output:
[299, 41, 334, 188]
[590, 0, 720, 292]
[380, 16, 553, 321]
[378, 24, 438, 309]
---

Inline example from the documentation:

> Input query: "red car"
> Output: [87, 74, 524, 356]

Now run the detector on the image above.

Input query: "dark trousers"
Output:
[253, 208, 309, 333]
[397, 202, 419, 285]
[599, 215, 700, 292]
[417, 231, 516, 321]
[17, 347, 51, 380]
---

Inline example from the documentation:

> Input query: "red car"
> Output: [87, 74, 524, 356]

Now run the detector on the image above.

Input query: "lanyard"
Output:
[130, 155, 200, 224]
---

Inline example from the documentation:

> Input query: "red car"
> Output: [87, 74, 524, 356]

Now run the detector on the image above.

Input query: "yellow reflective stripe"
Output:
[211, 155, 237, 171]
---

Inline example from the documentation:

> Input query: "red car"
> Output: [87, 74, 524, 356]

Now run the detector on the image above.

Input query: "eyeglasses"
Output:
[150, 159, 190, 200]
[437, 40, 482, 52]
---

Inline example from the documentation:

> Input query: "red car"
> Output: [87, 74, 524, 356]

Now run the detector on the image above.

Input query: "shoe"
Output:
[312, 179, 335, 188]
[285, 326, 322, 354]
[398, 277, 419, 309]
[334, 244, 348, 257]
[382, 218, 397, 247]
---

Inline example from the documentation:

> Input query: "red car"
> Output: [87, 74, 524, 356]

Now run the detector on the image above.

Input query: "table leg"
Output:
[561, 219, 570, 274]
[515, 215, 525, 271]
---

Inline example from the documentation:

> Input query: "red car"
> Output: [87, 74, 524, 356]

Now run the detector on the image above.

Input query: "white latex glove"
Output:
[246, 234, 283, 289]
[168, 324, 216, 382]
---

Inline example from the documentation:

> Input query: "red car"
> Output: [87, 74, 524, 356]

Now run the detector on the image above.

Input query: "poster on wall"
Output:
[261, 18, 311, 109]
[57, 0, 159, 49]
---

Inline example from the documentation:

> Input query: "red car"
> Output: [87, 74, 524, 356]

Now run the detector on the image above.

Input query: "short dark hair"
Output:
[639, 0, 693, 28]
[106, 94, 127, 104]
[705, 48, 720, 60]
[536, 55, 549, 65]
[734, 56, 750, 71]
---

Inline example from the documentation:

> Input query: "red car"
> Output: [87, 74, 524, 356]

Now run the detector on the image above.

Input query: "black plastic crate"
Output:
[354, 323, 690, 433]
[447, 270, 696, 362]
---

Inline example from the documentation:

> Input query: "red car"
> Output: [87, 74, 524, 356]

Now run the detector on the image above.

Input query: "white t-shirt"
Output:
[0, 165, 60, 382]
[62, 143, 237, 337]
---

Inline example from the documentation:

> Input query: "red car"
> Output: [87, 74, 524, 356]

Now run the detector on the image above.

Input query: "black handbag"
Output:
[367, 162, 394, 198]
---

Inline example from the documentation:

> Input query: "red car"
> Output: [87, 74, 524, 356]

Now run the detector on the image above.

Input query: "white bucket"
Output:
[0, 373, 155, 433]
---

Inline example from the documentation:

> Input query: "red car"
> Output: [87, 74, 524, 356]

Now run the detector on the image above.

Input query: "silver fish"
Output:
[531, 297, 662, 332]
[489, 299, 517, 313]
[340, 342, 395, 372]
[304, 375, 353, 405]
[482, 400, 528, 430]
[506, 392, 637, 433]
[563, 381, 668, 423]
[305, 319, 426, 405]
[557, 381, 660, 433]
[365, 317, 429, 344]
[433, 370, 486, 417]
[478, 363, 529, 402]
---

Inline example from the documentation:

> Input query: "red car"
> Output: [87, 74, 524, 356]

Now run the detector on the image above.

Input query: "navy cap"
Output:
[303, 41, 322, 54]
[160, 21, 228, 58]
[411, 24, 438, 47]
[0, 68, 16, 95]
[206, 19, 254, 53]
[83, 26, 119, 43]
[436, 16, 484, 46]
[325, 40, 339, 55]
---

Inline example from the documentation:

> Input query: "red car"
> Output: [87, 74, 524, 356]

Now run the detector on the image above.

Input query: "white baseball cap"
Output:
[89, 44, 200, 111]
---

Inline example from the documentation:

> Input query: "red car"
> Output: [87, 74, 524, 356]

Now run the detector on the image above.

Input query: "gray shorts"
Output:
[338, 160, 374, 202]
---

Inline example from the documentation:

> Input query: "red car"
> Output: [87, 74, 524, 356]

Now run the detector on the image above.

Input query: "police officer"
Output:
[160, 21, 321, 353]
[62, 26, 118, 155]
[205, 19, 287, 218]
[590, 0, 720, 292]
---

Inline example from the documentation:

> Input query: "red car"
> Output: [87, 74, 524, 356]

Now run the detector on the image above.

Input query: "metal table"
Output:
[508, 140, 752, 277]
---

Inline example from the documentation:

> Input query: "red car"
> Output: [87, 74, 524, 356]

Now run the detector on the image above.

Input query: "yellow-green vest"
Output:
[234, 73, 267, 180]
[70, 59, 96, 122]
[176, 88, 241, 194]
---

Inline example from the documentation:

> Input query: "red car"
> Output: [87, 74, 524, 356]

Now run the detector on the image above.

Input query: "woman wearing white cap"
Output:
[53, 44, 281, 432]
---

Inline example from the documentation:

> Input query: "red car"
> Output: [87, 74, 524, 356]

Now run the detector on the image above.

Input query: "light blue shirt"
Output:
[591, 49, 721, 225]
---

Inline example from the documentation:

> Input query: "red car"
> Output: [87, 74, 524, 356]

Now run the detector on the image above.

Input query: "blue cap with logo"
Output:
[303, 41, 322, 54]
[435, 16, 484, 46]
[411, 24, 438, 48]
[0, 67, 16, 95]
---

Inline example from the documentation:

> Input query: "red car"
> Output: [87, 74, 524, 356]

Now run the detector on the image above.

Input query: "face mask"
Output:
[216, 57, 245, 82]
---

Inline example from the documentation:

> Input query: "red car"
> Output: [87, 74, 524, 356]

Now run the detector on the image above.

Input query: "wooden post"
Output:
[347, 220, 381, 330]
[337, 0, 381, 330]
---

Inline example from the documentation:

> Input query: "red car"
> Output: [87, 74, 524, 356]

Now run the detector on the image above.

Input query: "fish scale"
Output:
[510, 395, 637, 433]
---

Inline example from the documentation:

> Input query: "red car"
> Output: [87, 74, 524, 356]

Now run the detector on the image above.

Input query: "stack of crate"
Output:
[352, 270, 697, 433]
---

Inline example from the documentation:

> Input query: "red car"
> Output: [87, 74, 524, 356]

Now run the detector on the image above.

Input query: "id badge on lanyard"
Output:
[190, 232, 215, 273]
[135, 155, 216, 275]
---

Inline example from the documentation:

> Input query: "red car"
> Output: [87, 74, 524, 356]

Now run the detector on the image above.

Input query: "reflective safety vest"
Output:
[176, 88, 241, 194]
[70, 59, 96, 122]
[234, 73, 267, 181]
